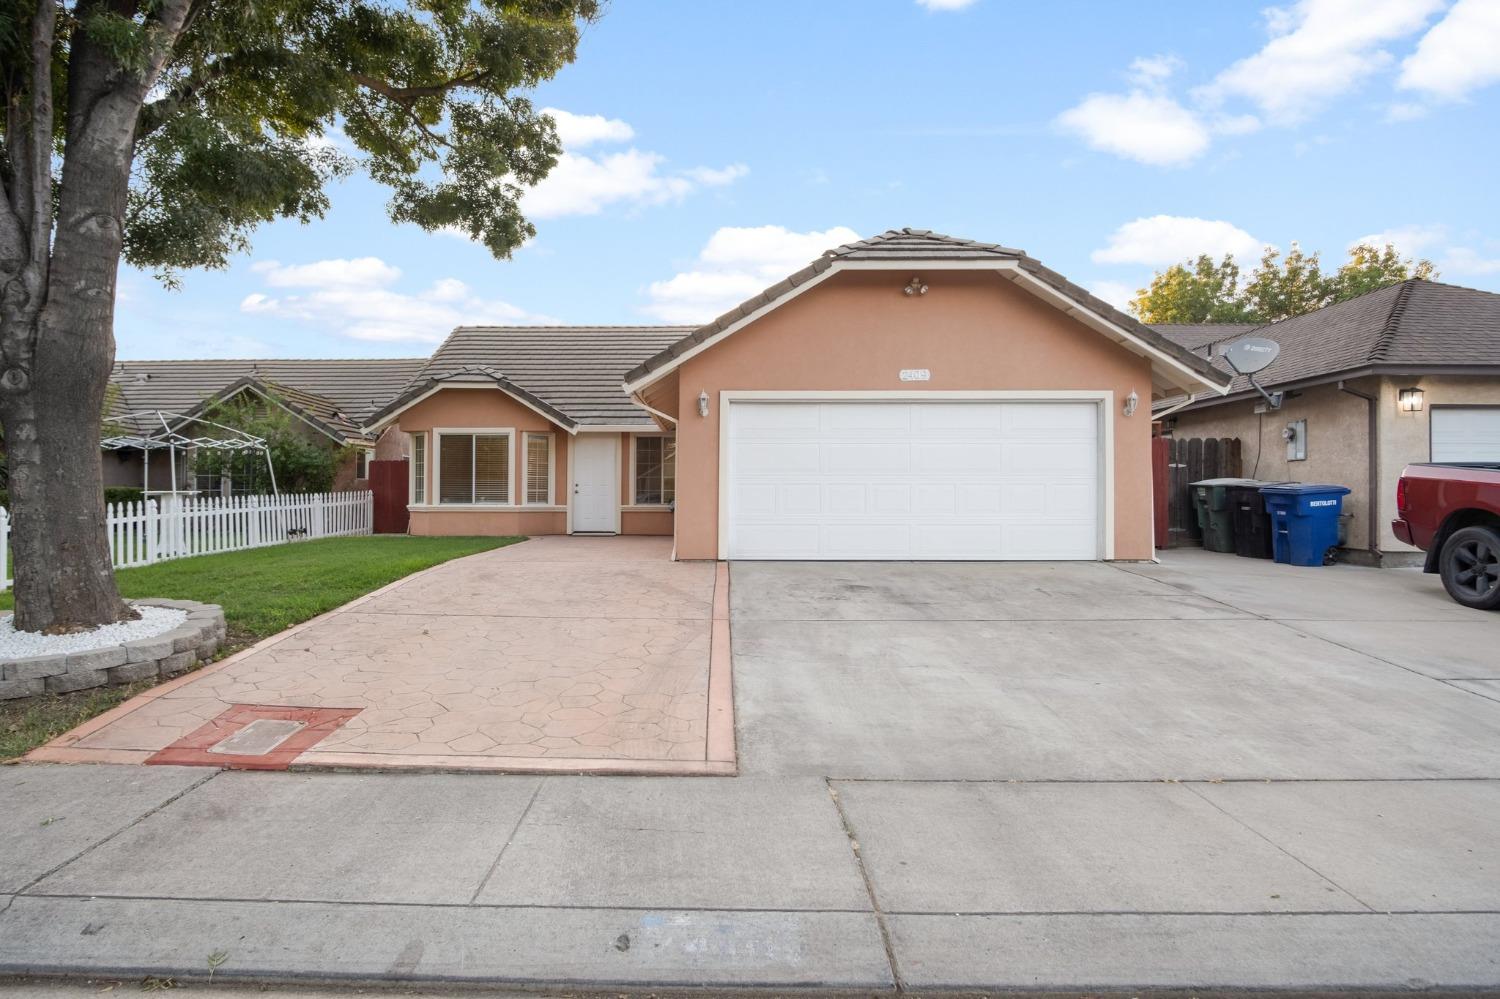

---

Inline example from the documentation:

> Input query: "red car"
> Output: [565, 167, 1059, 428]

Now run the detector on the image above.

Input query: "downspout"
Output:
[1337, 380, 1380, 562]
[1152, 393, 1197, 420]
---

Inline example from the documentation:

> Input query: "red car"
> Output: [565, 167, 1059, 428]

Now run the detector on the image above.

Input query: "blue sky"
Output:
[116, 0, 1500, 360]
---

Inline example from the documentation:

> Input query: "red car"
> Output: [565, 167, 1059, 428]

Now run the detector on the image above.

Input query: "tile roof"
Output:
[109, 358, 427, 442]
[621, 228, 1231, 393]
[371, 326, 693, 429]
[1153, 279, 1500, 412]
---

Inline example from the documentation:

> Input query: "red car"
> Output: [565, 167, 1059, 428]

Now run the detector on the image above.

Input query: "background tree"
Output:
[0, 0, 599, 633]
[192, 394, 347, 495]
[1129, 254, 1254, 324]
[1130, 241, 1436, 327]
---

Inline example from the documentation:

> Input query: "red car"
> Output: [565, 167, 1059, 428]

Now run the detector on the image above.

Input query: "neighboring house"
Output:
[1153, 279, 1500, 566]
[367, 229, 1231, 560]
[105, 358, 425, 493]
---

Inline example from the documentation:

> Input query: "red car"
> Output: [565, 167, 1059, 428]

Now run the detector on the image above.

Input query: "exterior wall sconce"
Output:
[903, 276, 928, 296]
[1398, 386, 1424, 412]
[697, 390, 710, 417]
[1122, 390, 1139, 417]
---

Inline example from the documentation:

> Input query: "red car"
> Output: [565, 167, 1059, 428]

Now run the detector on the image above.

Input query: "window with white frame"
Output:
[354, 449, 373, 479]
[523, 433, 553, 505]
[633, 435, 675, 505]
[438, 431, 512, 504]
[410, 433, 427, 504]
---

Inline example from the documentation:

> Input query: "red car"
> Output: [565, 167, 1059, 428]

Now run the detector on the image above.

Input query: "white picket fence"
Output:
[0, 491, 373, 590]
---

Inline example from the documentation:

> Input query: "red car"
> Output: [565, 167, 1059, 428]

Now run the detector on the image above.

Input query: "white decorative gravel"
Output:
[0, 606, 187, 658]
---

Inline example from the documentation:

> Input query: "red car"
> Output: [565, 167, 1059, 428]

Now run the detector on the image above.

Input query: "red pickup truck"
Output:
[1392, 463, 1500, 609]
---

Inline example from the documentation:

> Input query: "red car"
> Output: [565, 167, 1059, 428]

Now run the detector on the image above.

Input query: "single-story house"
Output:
[1153, 279, 1500, 566]
[366, 228, 1232, 560]
[105, 358, 425, 493]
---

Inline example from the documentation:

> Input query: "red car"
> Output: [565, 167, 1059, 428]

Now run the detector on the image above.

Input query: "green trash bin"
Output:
[1191, 478, 1264, 553]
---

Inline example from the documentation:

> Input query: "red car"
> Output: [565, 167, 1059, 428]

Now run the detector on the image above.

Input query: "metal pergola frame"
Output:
[100, 410, 279, 495]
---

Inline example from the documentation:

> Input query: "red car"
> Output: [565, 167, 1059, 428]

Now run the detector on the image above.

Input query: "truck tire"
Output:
[1438, 525, 1500, 610]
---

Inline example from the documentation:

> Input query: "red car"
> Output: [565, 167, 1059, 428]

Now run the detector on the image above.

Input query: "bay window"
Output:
[438, 431, 512, 505]
[410, 433, 427, 504]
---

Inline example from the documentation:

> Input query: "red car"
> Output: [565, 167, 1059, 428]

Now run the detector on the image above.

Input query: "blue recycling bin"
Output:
[1258, 483, 1352, 566]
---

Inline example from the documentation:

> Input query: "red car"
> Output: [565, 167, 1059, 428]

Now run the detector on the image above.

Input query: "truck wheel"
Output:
[1439, 525, 1500, 610]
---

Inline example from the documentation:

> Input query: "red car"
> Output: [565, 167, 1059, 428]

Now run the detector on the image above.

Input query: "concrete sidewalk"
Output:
[3, 550, 1500, 993]
[3, 765, 1499, 991]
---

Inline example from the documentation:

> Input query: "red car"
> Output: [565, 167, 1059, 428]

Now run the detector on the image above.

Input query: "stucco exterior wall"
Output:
[1167, 380, 1377, 553]
[395, 388, 672, 537]
[1376, 375, 1500, 553]
[668, 270, 1158, 560]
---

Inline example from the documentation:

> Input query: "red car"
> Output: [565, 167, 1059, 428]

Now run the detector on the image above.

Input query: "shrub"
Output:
[104, 487, 145, 506]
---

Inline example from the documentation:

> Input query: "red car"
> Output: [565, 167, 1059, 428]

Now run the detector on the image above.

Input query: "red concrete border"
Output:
[145, 704, 362, 770]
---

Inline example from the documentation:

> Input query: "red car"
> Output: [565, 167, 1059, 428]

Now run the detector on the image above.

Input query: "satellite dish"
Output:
[1221, 337, 1280, 375]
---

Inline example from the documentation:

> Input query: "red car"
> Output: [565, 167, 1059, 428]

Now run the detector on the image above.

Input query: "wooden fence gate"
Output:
[370, 458, 410, 534]
[1154, 436, 1242, 548]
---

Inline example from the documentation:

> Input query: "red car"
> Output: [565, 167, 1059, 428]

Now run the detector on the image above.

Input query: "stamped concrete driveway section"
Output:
[36, 536, 733, 774]
[732, 550, 1500, 781]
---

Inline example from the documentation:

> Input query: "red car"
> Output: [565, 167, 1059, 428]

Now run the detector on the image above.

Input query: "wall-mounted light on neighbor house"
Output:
[1398, 386, 1425, 413]
[903, 276, 928, 297]
[1122, 390, 1139, 417]
[697, 391, 710, 417]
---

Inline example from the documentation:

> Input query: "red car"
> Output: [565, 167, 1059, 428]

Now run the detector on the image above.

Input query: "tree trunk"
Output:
[0, 300, 134, 634]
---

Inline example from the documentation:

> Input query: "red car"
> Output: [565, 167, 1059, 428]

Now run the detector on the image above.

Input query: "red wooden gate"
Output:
[369, 458, 410, 534]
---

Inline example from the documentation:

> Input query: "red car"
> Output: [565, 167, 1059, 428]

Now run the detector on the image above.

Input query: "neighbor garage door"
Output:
[1431, 407, 1500, 463]
[725, 400, 1101, 560]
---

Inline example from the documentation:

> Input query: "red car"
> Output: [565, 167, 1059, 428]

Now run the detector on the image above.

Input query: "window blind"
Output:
[474, 434, 509, 503]
[411, 434, 426, 504]
[526, 435, 551, 504]
[438, 433, 473, 504]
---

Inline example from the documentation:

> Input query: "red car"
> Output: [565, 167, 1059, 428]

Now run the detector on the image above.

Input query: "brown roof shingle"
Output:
[1153, 279, 1500, 412]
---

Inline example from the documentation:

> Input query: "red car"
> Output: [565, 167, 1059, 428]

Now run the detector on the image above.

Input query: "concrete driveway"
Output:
[32, 536, 734, 775]
[732, 549, 1500, 780]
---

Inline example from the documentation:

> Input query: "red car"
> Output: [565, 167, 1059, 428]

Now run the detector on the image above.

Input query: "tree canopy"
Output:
[4, 0, 601, 282]
[0, 0, 600, 632]
[1130, 242, 1437, 325]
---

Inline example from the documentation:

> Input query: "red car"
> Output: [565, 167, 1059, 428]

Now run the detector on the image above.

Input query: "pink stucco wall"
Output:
[667, 270, 1157, 560]
[395, 388, 672, 537]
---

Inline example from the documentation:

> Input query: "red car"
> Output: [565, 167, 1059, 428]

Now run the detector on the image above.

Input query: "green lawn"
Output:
[1, 534, 521, 759]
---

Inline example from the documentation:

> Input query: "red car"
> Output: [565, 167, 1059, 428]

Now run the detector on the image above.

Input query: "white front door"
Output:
[725, 400, 1102, 560]
[572, 435, 618, 533]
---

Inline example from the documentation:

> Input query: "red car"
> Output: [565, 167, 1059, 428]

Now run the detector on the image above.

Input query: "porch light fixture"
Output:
[1123, 390, 1139, 417]
[903, 276, 928, 296]
[1398, 386, 1424, 413]
[698, 391, 710, 417]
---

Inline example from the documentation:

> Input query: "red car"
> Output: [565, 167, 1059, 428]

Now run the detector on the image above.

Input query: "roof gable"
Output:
[621, 228, 1232, 397]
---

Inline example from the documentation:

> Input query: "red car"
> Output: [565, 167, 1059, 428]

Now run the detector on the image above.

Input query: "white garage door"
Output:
[726, 400, 1102, 560]
[1431, 407, 1500, 463]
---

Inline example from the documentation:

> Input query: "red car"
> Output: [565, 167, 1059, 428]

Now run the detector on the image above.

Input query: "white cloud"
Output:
[1089, 280, 1138, 311]
[1443, 246, 1500, 276]
[1398, 0, 1500, 101]
[1055, 92, 1211, 167]
[1092, 216, 1267, 266]
[541, 107, 634, 148]
[1200, 0, 1444, 123]
[1127, 54, 1184, 89]
[241, 258, 549, 343]
[1349, 224, 1447, 256]
[643, 225, 859, 323]
[915, 0, 977, 9]
[520, 109, 748, 219]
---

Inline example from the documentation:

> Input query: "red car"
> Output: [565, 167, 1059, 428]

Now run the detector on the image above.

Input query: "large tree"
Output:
[0, 0, 597, 632]
[1130, 241, 1436, 326]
